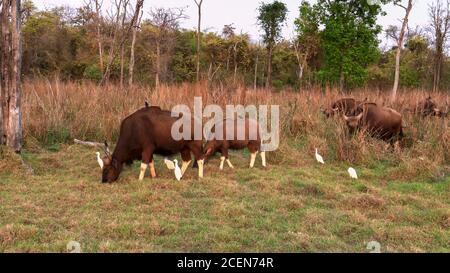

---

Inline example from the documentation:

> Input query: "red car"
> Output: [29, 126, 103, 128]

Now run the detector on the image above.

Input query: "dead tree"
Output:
[101, 0, 124, 85]
[148, 7, 187, 88]
[119, 0, 129, 88]
[222, 24, 235, 72]
[100, 0, 144, 85]
[0, 0, 23, 152]
[193, 0, 203, 82]
[128, 2, 143, 86]
[429, 0, 450, 92]
[254, 46, 259, 90]
[94, 0, 104, 73]
[391, 0, 414, 102]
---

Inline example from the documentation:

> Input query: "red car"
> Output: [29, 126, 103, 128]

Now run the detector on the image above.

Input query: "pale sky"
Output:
[33, 0, 433, 45]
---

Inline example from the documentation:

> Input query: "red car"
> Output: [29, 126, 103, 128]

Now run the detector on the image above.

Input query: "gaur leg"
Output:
[219, 147, 225, 170]
[219, 156, 225, 170]
[188, 141, 204, 178]
[249, 151, 258, 168]
[140, 146, 155, 180]
[139, 163, 148, 180]
[260, 151, 266, 167]
[248, 142, 259, 168]
[180, 148, 192, 176]
[219, 147, 232, 170]
[220, 147, 234, 169]
[149, 159, 156, 178]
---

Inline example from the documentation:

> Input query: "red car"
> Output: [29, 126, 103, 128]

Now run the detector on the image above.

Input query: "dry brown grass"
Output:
[1, 80, 447, 253]
[22, 79, 449, 174]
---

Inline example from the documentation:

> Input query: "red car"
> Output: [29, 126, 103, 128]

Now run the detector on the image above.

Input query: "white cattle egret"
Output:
[173, 159, 182, 181]
[164, 158, 175, 170]
[96, 152, 104, 169]
[348, 167, 358, 179]
[315, 148, 325, 164]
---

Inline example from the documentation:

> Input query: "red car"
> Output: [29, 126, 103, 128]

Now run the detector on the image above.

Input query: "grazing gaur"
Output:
[98, 107, 204, 183]
[343, 102, 404, 143]
[203, 117, 266, 169]
[413, 96, 448, 118]
[322, 97, 367, 118]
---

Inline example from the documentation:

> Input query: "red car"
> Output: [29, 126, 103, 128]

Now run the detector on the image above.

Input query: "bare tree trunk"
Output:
[266, 46, 273, 88]
[101, 0, 123, 85]
[120, 43, 125, 87]
[0, 0, 9, 145]
[233, 41, 238, 84]
[101, 0, 143, 86]
[9, 0, 22, 152]
[155, 40, 161, 88]
[119, 1, 128, 88]
[253, 49, 258, 90]
[392, 0, 413, 102]
[226, 46, 231, 71]
[430, 0, 450, 92]
[94, 0, 104, 73]
[433, 53, 443, 92]
[293, 40, 307, 84]
[0, 0, 22, 152]
[299, 63, 304, 82]
[128, 7, 143, 86]
[194, 0, 203, 82]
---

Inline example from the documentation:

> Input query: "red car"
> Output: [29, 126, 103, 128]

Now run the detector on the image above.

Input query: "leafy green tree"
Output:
[312, 0, 388, 89]
[294, 1, 320, 85]
[257, 0, 288, 88]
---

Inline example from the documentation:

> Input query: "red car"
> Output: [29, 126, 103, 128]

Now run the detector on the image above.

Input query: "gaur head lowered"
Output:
[98, 141, 122, 183]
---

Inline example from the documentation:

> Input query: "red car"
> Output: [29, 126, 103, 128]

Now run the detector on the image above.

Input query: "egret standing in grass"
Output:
[348, 167, 358, 179]
[164, 158, 175, 170]
[164, 158, 182, 181]
[173, 159, 182, 181]
[96, 152, 104, 169]
[315, 148, 325, 164]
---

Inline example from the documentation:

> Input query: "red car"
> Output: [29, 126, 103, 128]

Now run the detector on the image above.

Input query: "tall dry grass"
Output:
[23, 79, 449, 179]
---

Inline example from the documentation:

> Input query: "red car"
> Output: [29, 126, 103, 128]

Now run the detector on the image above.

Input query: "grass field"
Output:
[0, 81, 449, 252]
[1, 142, 448, 252]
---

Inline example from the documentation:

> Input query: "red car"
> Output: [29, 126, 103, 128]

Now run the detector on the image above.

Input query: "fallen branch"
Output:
[74, 139, 106, 148]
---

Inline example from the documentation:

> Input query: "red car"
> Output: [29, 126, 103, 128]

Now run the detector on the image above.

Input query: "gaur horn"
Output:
[343, 114, 350, 121]
[355, 112, 364, 120]
[103, 140, 111, 157]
